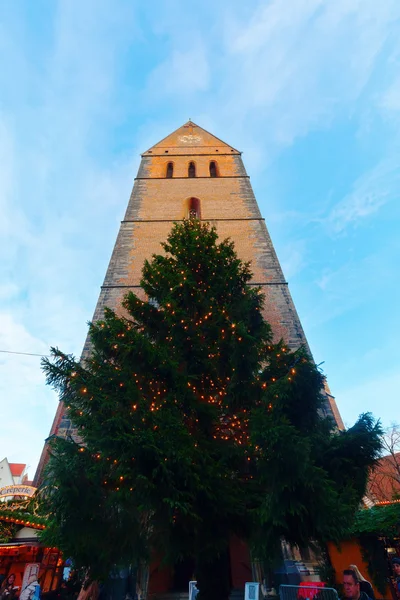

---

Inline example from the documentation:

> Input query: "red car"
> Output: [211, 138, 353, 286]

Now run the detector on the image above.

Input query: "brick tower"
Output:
[34, 122, 343, 590]
[35, 119, 343, 480]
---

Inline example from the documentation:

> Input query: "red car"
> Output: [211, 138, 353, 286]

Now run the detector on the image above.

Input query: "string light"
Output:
[52, 219, 305, 497]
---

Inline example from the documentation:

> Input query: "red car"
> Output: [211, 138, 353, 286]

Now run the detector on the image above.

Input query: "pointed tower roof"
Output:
[143, 121, 240, 156]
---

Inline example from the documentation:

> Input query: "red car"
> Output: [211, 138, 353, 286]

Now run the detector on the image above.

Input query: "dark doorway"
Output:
[172, 557, 196, 591]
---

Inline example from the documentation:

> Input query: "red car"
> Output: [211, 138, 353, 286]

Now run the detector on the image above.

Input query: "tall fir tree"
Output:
[41, 220, 382, 600]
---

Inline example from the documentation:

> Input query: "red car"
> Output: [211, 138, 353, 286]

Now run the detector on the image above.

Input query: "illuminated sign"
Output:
[0, 485, 37, 498]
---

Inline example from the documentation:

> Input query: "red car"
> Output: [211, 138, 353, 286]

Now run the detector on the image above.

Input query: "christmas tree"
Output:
[41, 220, 382, 600]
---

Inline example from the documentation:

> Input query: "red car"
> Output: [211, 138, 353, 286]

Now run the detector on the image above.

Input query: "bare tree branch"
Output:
[367, 424, 400, 503]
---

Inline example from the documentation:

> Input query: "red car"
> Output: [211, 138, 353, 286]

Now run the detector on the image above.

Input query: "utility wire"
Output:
[0, 349, 51, 358]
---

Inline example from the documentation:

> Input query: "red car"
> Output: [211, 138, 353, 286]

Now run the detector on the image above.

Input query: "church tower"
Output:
[35, 120, 343, 479]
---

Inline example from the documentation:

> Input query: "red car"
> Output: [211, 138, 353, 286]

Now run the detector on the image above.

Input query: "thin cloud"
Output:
[280, 240, 307, 280]
[220, 0, 398, 145]
[146, 39, 210, 97]
[336, 369, 400, 428]
[327, 157, 400, 233]
[0, 1, 138, 467]
[380, 76, 400, 113]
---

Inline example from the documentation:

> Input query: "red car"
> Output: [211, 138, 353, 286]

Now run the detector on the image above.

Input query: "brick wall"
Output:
[92, 159, 306, 348]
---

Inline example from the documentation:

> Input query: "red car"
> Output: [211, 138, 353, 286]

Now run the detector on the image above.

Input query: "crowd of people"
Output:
[0, 573, 40, 600]
[2, 558, 400, 600]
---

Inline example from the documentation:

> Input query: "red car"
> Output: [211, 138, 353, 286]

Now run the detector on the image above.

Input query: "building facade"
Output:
[0, 459, 29, 489]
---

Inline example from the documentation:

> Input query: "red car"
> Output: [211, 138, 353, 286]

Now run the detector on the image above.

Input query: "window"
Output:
[188, 161, 196, 178]
[166, 162, 173, 178]
[209, 161, 217, 177]
[188, 197, 201, 219]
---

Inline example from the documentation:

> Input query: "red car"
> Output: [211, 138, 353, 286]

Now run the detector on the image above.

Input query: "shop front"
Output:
[0, 484, 64, 600]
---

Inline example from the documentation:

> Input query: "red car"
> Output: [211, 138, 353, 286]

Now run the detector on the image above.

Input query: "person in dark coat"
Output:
[392, 557, 400, 599]
[343, 570, 373, 600]
[348, 565, 375, 600]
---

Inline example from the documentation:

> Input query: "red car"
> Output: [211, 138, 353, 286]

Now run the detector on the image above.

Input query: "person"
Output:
[392, 558, 400, 598]
[19, 574, 40, 600]
[348, 565, 375, 600]
[0, 574, 18, 600]
[343, 569, 372, 600]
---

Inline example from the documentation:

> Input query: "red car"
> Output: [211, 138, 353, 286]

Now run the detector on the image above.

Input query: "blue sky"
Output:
[1, 0, 399, 476]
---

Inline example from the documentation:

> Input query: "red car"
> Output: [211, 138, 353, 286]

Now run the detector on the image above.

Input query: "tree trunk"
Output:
[77, 580, 100, 600]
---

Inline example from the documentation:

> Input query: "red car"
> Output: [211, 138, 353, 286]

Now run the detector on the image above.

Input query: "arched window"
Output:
[188, 197, 201, 219]
[209, 161, 218, 177]
[188, 162, 196, 178]
[166, 162, 173, 178]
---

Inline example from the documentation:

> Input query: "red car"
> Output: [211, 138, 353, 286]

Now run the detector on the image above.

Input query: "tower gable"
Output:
[145, 121, 240, 156]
